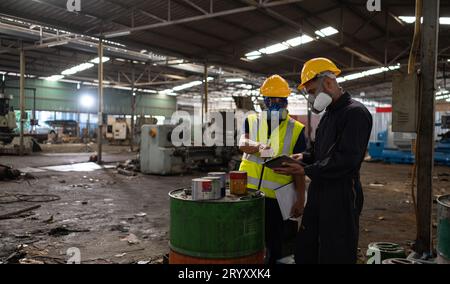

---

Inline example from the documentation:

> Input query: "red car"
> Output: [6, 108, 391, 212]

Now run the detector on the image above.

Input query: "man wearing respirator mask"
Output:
[239, 74, 307, 264]
[272, 58, 373, 264]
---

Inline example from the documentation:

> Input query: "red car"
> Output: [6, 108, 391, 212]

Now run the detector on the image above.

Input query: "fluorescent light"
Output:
[315, 27, 339, 37]
[337, 64, 400, 83]
[173, 81, 203, 91]
[285, 35, 313, 47]
[245, 26, 338, 60]
[113, 86, 133, 91]
[159, 89, 177, 96]
[138, 89, 157, 94]
[90, 57, 110, 64]
[259, 43, 289, 55]
[398, 16, 417, 24]
[246, 55, 261, 61]
[226, 78, 244, 83]
[399, 16, 450, 25]
[441, 17, 450, 25]
[45, 75, 64, 81]
[61, 63, 94, 75]
[104, 30, 131, 38]
[436, 90, 449, 96]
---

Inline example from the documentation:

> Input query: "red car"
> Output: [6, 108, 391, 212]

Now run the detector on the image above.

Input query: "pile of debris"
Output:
[0, 137, 41, 155]
[116, 159, 140, 176]
[0, 164, 21, 181]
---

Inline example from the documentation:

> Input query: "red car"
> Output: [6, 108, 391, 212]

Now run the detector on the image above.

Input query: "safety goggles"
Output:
[263, 97, 288, 109]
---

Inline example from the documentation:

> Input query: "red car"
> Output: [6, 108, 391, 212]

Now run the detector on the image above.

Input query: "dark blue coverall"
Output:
[295, 92, 373, 264]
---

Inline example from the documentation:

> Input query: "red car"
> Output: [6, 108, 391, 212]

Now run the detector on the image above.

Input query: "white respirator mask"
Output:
[305, 73, 335, 114]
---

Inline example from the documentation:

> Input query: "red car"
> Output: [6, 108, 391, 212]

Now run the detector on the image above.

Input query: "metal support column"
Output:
[19, 48, 25, 156]
[204, 63, 208, 119]
[97, 39, 104, 164]
[130, 66, 135, 152]
[416, 0, 439, 256]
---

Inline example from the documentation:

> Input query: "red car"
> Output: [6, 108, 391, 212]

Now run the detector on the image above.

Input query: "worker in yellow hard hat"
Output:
[238, 74, 307, 264]
[272, 58, 373, 264]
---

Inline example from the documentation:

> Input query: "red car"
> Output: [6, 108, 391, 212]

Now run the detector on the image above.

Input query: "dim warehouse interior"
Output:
[0, 0, 449, 265]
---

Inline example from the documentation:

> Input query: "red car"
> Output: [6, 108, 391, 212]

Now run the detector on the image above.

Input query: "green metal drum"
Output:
[169, 189, 265, 259]
[437, 194, 450, 264]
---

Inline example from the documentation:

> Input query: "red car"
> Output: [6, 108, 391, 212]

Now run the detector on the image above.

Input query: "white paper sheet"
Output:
[275, 183, 297, 220]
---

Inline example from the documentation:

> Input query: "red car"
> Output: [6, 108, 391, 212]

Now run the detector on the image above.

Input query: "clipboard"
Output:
[263, 155, 307, 169]
[274, 182, 297, 221]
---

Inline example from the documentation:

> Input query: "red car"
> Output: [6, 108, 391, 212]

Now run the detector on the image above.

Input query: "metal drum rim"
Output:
[168, 189, 264, 203]
[437, 194, 450, 208]
[169, 242, 264, 259]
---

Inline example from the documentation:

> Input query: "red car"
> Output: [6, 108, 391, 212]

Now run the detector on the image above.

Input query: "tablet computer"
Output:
[263, 155, 306, 169]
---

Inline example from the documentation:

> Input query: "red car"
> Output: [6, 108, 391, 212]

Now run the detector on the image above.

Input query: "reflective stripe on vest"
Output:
[239, 114, 304, 199]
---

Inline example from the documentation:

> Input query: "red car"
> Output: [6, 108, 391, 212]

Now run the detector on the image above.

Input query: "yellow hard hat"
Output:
[297, 57, 341, 90]
[260, 75, 291, 98]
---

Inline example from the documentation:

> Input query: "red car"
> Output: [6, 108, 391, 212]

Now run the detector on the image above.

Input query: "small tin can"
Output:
[229, 171, 247, 195]
[202, 176, 222, 199]
[191, 178, 214, 200]
[208, 172, 227, 198]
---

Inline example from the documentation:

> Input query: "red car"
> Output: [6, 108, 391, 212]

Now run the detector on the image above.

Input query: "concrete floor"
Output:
[0, 145, 449, 264]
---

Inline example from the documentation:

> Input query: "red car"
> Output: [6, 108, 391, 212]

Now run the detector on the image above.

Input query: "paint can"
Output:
[191, 178, 214, 201]
[202, 176, 222, 199]
[208, 172, 227, 198]
[229, 171, 247, 196]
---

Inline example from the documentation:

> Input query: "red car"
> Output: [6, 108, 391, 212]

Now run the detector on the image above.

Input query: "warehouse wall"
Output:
[3, 77, 176, 117]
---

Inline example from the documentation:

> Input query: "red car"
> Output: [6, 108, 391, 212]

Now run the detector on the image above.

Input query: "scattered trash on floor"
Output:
[121, 233, 140, 245]
[117, 168, 137, 176]
[0, 205, 41, 220]
[369, 181, 385, 187]
[48, 226, 90, 237]
[111, 223, 130, 233]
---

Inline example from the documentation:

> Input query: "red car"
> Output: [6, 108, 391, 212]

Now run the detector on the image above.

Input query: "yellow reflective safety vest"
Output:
[239, 114, 305, 199]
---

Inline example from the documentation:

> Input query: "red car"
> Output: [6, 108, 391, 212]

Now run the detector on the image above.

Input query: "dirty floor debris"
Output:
[1, 150, 449, 264]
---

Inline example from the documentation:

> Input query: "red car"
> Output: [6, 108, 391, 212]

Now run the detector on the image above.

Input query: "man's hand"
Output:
[291, 198, 305, 218]
[272, 162, 305, 176]
[291, 153, 303, 161]
[259, 143, 273, 158]
[259, 143, 270, 151]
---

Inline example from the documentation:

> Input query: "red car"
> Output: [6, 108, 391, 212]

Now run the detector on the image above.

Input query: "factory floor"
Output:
[0, 145, 449, 264]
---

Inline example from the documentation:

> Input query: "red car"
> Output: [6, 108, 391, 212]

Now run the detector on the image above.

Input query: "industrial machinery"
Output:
[0, 93, 17, 144]
[369, 125, 450, 166]
[106, 117, 128, 144]
[140, 124, 240, 175]
[0, 93, 41, 154]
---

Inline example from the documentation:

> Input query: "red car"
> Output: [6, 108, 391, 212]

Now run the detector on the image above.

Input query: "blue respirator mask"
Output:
[263, 97, 289, 120]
